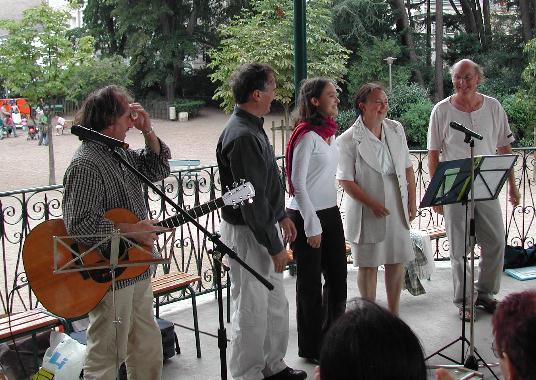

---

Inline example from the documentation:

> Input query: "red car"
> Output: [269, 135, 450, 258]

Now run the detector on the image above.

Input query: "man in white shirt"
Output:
[427, 59, 519, 320]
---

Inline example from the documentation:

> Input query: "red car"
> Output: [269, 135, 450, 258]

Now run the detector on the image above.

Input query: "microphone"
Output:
[450, 121, 483, 141]
[71, 125, 129, 149]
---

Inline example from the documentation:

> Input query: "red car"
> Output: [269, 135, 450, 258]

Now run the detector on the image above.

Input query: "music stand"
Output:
[420, 153, 517, 378]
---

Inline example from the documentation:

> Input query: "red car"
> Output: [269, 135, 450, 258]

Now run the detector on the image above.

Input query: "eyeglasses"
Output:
[491, 340, 502, 359]
[369, 100, 389, 106]
[453, 75, 475, 82]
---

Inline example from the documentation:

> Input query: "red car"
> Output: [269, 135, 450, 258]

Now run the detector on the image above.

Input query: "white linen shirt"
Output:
[287, 132, 339, 237]
[427, 95, 515, 160]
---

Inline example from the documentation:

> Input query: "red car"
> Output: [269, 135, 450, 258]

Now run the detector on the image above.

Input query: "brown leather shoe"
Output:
[264, 367, 308, 379]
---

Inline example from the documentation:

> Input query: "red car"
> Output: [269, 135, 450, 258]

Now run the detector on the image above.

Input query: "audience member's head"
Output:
[492, 290, 536, 380]
[315, 298, 427, 380]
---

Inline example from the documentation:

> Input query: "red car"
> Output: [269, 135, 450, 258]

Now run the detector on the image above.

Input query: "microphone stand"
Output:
[77, 131, 272, 380]
[425, 132, 498, 379]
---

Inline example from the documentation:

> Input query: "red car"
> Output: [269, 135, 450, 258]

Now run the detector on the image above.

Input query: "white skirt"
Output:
[352, 174, 413, 267]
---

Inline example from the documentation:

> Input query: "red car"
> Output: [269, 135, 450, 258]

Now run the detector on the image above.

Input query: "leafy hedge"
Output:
[172, 99, 206, 118]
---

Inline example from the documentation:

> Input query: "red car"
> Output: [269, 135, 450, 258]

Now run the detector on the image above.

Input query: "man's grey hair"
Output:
[450, 59, 485, 81]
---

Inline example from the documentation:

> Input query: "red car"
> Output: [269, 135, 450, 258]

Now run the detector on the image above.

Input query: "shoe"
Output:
[475, 296, 498, 314]
[264, 367, 308, 379]
[458, 307, 476, 322]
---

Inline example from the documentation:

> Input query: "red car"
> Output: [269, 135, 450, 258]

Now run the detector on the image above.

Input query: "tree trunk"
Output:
[473, 0, 486, 47]
[519, 0, 533, 42]
[459, 0, 478, 34]
[483, 0, 492, 45]
[434, 0, 444, 102]
[389, 0, 425, 87]
[426, 0, 431, 67]
[48, 123, 56, 185]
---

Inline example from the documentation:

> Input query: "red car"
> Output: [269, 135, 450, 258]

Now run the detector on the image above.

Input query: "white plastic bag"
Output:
[42, 331, 86, 380]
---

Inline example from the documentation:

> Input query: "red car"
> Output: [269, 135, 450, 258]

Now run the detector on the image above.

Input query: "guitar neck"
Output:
[157, 197, 225, 229]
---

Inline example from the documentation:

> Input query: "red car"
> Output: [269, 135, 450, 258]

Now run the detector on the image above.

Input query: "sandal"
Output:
[459, 307, 476, 322]
[475, 296, 498, 314]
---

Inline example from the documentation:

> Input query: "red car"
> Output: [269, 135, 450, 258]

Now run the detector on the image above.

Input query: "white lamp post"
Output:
[384, 56, 397, 92]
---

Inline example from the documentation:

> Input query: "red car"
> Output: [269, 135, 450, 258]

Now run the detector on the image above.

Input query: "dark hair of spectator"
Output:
[493, 290, 536, 379]
[292, 77, 333, 127]
[74, 85, 132, 132]
[353, 82, 386, 117]
[319, 298, 427, 380]
[229, 63, 274, 104]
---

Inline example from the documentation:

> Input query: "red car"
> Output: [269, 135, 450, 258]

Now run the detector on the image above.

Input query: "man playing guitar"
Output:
[62, 85, 171, 379]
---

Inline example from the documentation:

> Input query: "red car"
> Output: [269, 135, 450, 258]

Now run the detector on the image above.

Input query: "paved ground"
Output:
[0, 107, 288, 192]
[160, 261, 534, 379]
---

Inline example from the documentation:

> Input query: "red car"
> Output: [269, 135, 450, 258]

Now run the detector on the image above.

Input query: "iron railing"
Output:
[1, 150, 534, 315]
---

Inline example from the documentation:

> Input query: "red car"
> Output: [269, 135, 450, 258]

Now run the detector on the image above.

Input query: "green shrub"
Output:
[336, 109, 357, 136]
[502, 92, 536, 147]
[399, 100, 433, 149]
[388, 83, 430, 120]
[173, 99, 206, 117]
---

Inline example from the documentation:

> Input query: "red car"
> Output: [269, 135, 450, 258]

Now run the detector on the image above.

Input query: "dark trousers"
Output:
[287, 206, 347, 358]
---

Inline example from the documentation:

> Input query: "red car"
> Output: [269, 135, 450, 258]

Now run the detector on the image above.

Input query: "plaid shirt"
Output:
[62, 139, 171, 289]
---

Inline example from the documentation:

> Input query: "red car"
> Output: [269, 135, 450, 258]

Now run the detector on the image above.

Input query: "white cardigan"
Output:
[336, 117, 411, 244]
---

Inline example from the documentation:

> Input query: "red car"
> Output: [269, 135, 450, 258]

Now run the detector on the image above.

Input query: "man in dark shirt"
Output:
[217, 63, 306, 380]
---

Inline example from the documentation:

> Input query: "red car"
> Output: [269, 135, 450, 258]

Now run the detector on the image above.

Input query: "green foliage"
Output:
[522, 38, 536, 96]
[502, 92, 536, 147]
[346, 38, 411, 104]
[331, 0, 394, 54]
[0, 4, 86, 105]
[209, 0, 350, 113]
[387, 83, 430, 120]
[172, 99, 206, 117]
[399, 100, 433, 149]
[67, 55, 132, 104]
[335, 109, 357, 136]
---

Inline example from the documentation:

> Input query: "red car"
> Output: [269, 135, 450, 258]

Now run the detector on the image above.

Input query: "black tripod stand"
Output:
[421, 127, 517, 378]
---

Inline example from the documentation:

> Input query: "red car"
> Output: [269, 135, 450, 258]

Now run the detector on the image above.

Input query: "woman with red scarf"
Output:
[285, 78, 347, 364]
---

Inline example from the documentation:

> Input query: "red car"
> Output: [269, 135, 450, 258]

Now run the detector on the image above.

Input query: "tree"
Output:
[388, 0, 425, 87]
[81, 0, 251, 101]
[0, 3, 93, 185]
[209, 0, 350, 123]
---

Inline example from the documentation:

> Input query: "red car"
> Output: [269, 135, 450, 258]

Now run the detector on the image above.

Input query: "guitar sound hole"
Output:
[70, 242, 128, 283]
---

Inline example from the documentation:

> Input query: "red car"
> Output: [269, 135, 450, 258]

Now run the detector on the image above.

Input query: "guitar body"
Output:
[22, 182, 255, 319]
[23, 208, 154, 319]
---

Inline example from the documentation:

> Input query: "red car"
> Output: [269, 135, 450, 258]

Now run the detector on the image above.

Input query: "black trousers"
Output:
[287, 206, 347, 358]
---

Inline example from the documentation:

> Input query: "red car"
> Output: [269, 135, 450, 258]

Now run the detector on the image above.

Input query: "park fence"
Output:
[1, 150, 535, 315]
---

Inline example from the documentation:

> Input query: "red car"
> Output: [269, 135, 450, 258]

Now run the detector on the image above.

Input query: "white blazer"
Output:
[336, 116, 411, 244]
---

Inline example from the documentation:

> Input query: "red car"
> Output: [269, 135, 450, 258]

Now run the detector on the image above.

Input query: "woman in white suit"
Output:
[336, 82, 417, 315]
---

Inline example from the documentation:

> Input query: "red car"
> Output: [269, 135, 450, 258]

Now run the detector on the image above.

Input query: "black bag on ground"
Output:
[504, 244, 536, 269]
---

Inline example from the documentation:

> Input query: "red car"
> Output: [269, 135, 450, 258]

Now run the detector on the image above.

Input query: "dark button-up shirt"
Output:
[216, 107, 286, 256]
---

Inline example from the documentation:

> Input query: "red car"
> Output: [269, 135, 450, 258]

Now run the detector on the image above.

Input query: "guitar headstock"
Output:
[223, 181, 255, 208]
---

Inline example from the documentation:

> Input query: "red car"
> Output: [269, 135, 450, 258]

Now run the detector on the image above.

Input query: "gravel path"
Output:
[0, 107, 287, 192]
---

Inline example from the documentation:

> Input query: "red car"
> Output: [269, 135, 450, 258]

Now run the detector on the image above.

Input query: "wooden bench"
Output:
[151, 272, 202, 358]
[168, 159, 201, 172]
[420, 226, 448, 260]
[0, 309, 66, 368]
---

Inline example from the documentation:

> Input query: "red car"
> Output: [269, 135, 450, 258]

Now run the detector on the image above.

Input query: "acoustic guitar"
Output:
[23, 182, 254, 319]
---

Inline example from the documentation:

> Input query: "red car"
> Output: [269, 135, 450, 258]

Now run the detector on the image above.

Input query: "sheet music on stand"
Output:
[420, 154, 517, 208]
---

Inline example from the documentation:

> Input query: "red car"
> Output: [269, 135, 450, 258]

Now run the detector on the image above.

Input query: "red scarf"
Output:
[285, 116, 338, 196]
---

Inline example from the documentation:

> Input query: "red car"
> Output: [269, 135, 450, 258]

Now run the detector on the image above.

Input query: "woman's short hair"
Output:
[292, 77, 333, 126]
[493, 290, 536, 379]
[353, 82, 386, 116]
[319, 299, 427, 380]
[75, 85, 132, 132]
[229, 63, 274, 105]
